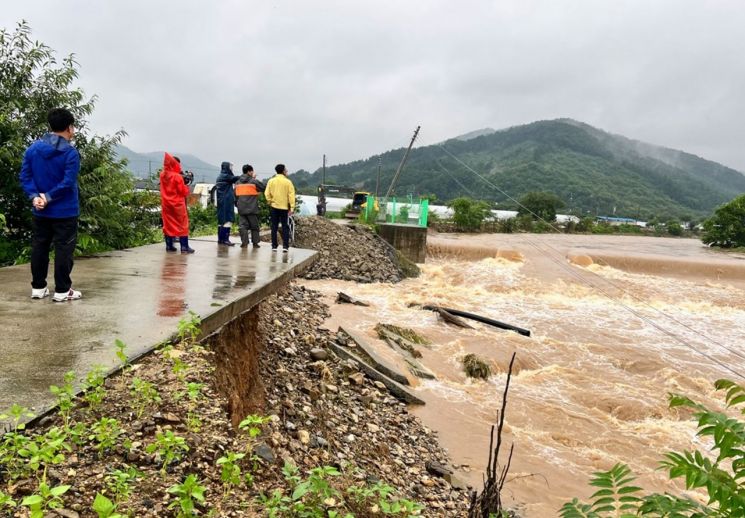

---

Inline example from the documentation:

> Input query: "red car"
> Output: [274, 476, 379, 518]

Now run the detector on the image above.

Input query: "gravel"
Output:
[289, 216, 405, 283]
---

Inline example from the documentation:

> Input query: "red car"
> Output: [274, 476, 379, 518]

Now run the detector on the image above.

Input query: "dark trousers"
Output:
[238, 213, 260, 246]
[31, 216, 78, 293]
[270, 208, 289, 249]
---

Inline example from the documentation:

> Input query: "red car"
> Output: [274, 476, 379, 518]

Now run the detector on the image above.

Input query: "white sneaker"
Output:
[31, 287, 49, 299]
[52, 289, 82, 302]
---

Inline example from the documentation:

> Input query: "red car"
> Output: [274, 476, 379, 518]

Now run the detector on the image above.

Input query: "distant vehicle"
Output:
[316, 184, 378, 218]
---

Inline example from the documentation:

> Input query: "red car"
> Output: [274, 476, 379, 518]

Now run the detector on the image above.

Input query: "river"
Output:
[302, 232, 745, 516]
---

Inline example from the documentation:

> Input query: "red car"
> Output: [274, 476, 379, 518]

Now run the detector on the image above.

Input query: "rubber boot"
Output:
[217, 226, 225, 244]
[165, 236, 177, 252]
[180, 236, 195, 254]
[223, 226, 235, 246]
[239, 228, 249, 248]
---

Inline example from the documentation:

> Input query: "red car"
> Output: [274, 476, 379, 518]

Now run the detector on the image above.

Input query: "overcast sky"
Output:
[3, 0, 744, 176]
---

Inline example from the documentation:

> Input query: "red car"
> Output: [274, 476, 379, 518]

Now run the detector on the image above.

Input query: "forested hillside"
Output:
[291, 120, 745, 219]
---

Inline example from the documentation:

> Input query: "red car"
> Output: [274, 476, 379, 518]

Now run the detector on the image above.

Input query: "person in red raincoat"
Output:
[160, 153, 195, 253]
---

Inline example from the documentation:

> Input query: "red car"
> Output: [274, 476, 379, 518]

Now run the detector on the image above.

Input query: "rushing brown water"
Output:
[303, 233, 745, 517]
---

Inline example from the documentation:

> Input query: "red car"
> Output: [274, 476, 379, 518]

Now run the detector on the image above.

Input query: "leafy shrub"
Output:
[517, 191, 565, 222]
[188, 205, 217, 235]
[666, 219, 683, 236]
[447, 197, 492, 232]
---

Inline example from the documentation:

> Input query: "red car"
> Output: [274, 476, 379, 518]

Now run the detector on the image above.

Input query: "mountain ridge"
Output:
[291, 119, 745, 219]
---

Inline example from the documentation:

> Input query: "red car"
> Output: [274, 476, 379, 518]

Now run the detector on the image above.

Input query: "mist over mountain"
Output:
[114, 145, 219, 182]
[291, 119, 745, 219]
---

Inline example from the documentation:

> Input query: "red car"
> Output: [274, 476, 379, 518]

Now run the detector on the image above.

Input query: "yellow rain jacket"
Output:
[265, 174, 296, 211]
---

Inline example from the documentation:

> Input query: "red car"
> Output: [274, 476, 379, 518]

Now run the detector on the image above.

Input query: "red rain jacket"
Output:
[160, 153, 190, 237]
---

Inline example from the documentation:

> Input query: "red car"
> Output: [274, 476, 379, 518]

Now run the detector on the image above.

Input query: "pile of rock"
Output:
[257, 284, 471, 514]
[291, 216, 404, 283]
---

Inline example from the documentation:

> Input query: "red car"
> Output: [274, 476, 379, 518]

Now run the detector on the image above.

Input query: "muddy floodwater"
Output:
[303, 233, 745, 517]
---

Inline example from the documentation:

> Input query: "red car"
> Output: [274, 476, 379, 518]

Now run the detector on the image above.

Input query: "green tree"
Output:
[447, 197, 491, 231]
[0, 21, 158, 265]
[666, 219, 683, 236]
[702, 194, 745, 248]
[517, 191, 565, 222]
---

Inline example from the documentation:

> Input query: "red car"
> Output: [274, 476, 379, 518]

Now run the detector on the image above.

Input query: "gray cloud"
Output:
[2, 0, 744, 175]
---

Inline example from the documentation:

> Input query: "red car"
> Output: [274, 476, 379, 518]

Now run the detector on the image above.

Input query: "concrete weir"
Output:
[0, 238, 316, 426]
[377, 223, 427, 264]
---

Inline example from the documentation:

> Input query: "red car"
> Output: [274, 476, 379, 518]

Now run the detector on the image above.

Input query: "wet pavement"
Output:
[0, 238, 316, 424]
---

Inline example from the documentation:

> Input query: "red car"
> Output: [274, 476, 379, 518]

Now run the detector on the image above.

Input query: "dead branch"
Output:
[468, 352, 517, 518]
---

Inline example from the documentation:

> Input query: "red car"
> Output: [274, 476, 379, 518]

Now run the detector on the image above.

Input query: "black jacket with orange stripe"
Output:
[234, 174, 265, 215]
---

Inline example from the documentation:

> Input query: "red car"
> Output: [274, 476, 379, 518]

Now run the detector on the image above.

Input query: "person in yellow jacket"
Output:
[264, 163, 296, 252]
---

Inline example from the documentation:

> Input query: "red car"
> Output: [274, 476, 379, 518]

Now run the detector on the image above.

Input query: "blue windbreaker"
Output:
[19, 133, 81, 218]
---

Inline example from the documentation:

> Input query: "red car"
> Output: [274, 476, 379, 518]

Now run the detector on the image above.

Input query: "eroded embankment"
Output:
[2, 283, 469, 517]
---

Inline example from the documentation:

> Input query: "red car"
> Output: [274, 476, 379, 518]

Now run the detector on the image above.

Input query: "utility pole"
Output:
[384, 125, 420, 200]
[322, 154, 326, 186]
[148, 160, 152, 178]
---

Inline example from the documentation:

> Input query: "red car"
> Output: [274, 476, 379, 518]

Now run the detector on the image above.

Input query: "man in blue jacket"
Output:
[19, 108, 82, 302]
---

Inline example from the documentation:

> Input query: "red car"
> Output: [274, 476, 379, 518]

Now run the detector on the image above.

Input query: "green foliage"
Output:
[0, 489, 17, 510]
[261, 463, 346, 517]
[147, 430, 189, 473]
[130, 377, 161, 419]
[172, 357, 188, 381]
[0, 22, 159, 265]
[216, 451, 246, 494]
[616, 223, 642, 234]
[559, 464, 641, 517]
[563, 378, 745, 516]
[167, 474, 207, 518]
[20, 480, 70, 518]
[261, 462, 423, 517]
[239, 414, 271, 440]
[517, 191, 565, 222]
[49, 371, 76, 424]
[0, 430, 31, 480]
[88, 417, 123, 455]
[188, 204, 217, 236]
[0, 403, 34, 431]
[92, 492, 123, 518]
[666, 219, 683, 236]
[576, 216, 596, 232]
[114, 339, 128, 366]
[447, 197, 492, 231]
[177, 310, 202, 344]
[186, 382, 203, 402]
[397, 205, 410, 223]
[82, 365, 107, 409]
[702, 194, 745, 248]
[105, 466, 141, 503]
[17, 426, 70, 477]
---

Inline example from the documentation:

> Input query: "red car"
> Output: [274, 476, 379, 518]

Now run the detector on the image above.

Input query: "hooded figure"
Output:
[215, 161, 239, 245]
[159, 153, 194, 253]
